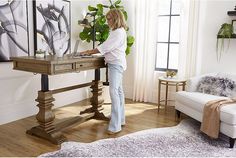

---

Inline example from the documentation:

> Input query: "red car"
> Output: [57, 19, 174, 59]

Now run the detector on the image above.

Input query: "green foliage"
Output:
[78, 0, 134, 55]
[216, 23, 233, 61]
[126, 35, 135, 54]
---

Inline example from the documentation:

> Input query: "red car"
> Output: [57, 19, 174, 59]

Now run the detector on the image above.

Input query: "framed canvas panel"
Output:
[33, 0, 71, 56]
[0, 1, 29, 62]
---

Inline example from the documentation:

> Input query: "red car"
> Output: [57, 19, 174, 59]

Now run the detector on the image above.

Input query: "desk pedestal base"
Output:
[26, 126, 66, 144]
[26, 91, 66, 144]
[26, 80, 108, 144]
[80, 80, 109, 121]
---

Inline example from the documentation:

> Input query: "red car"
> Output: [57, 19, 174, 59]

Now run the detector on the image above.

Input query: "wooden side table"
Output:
[158, 76, 186, 113]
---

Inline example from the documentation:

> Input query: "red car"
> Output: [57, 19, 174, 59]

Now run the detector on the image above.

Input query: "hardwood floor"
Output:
[0, 99, 183, 157]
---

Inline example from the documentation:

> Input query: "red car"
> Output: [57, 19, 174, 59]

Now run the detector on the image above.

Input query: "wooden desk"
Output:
[11, 55, 107, 144]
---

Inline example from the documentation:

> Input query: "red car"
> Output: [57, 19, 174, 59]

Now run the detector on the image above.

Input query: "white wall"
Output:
[196, 0, 236, 75]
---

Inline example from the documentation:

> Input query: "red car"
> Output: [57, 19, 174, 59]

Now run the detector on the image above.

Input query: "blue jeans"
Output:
[108, 64, 125, 132]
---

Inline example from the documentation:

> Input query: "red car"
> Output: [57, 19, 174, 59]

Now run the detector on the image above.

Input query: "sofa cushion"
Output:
[176, 91, 236, 124]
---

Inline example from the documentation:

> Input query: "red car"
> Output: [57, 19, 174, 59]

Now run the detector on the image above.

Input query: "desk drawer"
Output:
[76, 61, 105, 70]
[54, 63, 75, 74]
[76, 62, 94, 69]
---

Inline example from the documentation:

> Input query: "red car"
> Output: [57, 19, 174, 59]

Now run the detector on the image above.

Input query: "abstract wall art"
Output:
[33, 0, 71, 56]
[0, 0, 29, 62]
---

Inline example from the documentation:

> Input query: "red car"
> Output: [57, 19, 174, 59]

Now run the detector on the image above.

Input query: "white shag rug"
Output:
[39, 119, 236, 157]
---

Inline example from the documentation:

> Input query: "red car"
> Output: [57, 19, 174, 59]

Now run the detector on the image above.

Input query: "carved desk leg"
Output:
[80, 69, 109, 121]
[80, 80, 109, 121]
[90, 80, 109, 121]
[26, 91, 66, 144]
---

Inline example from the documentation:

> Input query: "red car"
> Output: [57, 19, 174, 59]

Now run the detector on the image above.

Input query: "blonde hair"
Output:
[106, 8, 127, 30]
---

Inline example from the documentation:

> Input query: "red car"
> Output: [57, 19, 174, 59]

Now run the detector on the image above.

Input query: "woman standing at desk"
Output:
[80, 8, 127, 134]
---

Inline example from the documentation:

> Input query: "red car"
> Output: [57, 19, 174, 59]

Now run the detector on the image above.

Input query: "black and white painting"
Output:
[34, 0, 71, 56]
[0, 0, 29, 62]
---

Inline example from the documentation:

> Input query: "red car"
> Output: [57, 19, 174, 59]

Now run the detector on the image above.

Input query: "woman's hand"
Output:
[80, 49, 100, 56]
[80, 50, 92, 56]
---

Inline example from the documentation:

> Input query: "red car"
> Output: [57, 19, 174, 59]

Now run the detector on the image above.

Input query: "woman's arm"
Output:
[80, 48, 100, 56]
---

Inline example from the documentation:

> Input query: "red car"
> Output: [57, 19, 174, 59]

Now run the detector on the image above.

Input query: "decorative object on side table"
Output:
[166, 70, 177, 78]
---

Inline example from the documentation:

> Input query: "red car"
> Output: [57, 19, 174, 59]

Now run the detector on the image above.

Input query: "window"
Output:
[155, 0, 180, 72]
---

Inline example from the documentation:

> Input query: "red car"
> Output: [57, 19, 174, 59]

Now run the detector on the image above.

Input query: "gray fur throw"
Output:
[196, 76, 236, 97]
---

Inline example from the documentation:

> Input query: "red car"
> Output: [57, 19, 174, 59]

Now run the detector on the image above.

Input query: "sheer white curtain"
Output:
[178, 0, 200, 79]
[132, 0, 158, 102]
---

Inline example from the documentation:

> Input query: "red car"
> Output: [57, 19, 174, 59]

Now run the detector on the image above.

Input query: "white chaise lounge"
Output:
[175, 73, 236, 148]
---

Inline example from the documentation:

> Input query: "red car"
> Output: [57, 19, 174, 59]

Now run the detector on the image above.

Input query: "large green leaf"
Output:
[88, 5, 97, 11]
[97, 4, 103, 15]
[115, 5, 124, 9]
[97, 16, 106, 25]
[122, 10, 128, 21]
[86, 39, 91, 43]
[125, 46, 131, 55]
[102, 31, 109, 40]
[127, 35, 135, 44]
[79, 31, 88, 40]
[83, 27, 91, 34]
[96, 32, 102, 41]
[114, 0, 121, 5]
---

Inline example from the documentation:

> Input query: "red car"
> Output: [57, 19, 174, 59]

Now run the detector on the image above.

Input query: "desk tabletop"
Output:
[10, 55, 106, 75]
[10, 55, 104, 64]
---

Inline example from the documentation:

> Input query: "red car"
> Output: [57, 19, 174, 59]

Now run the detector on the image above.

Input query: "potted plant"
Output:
[78, 0, 134, 55]
[216, 23, 233, 61]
